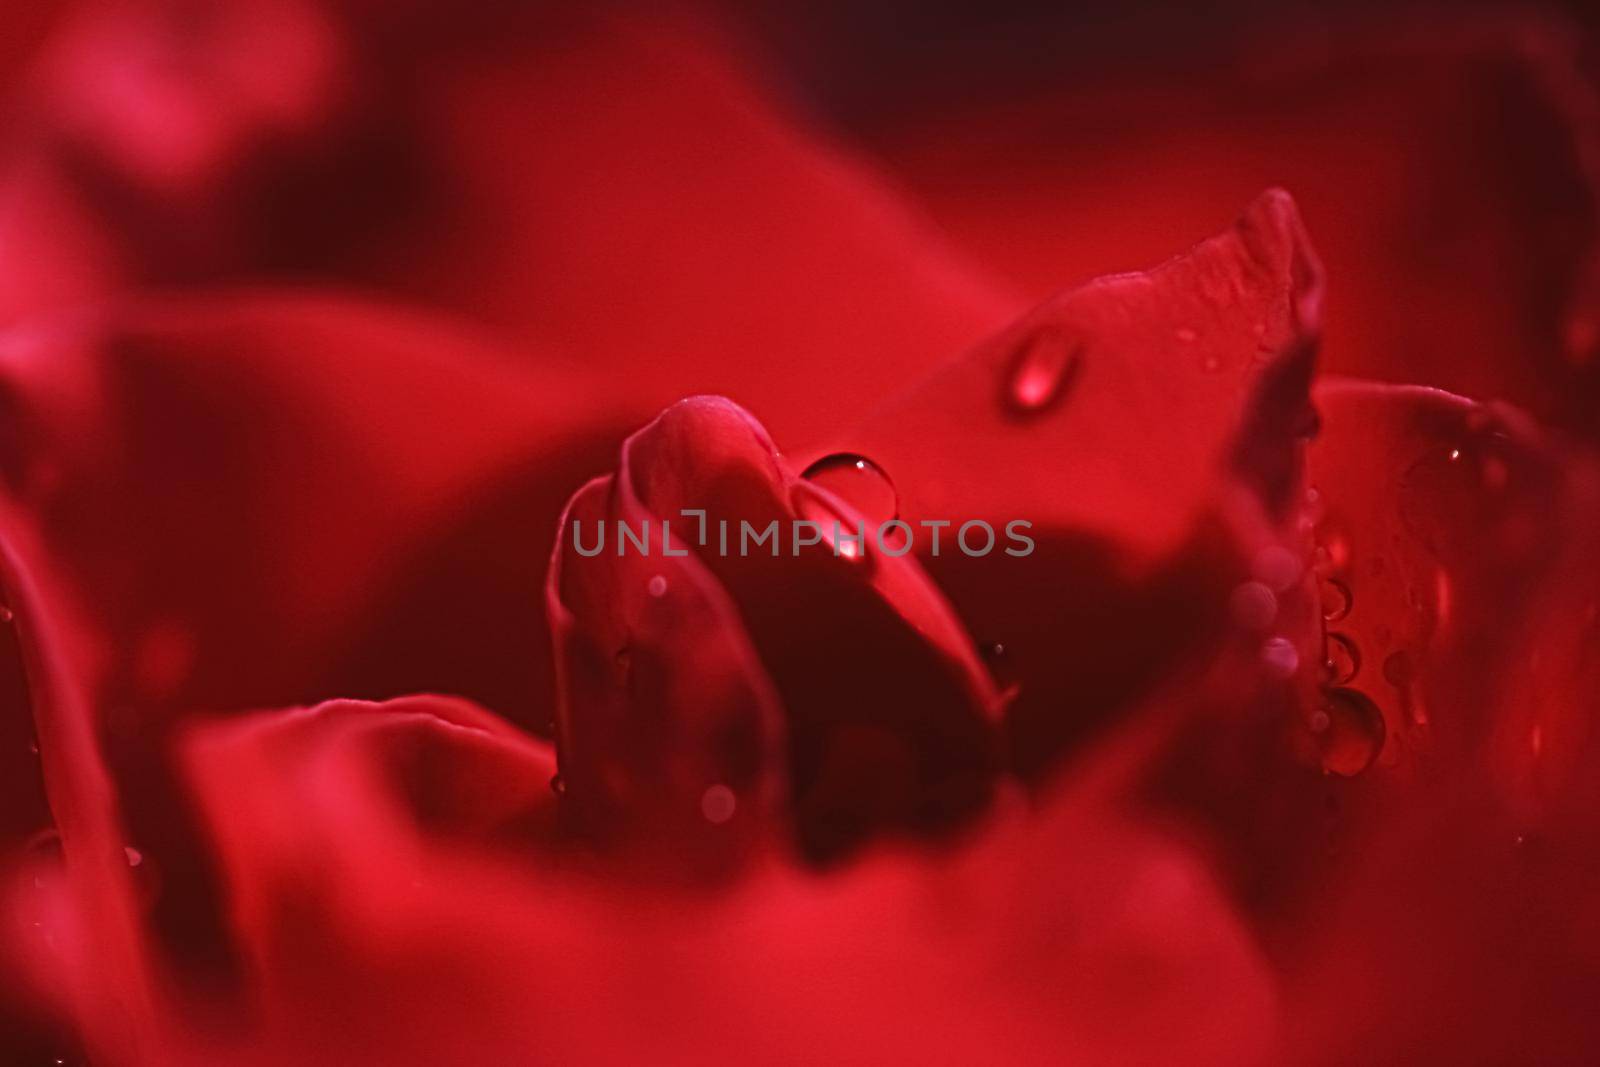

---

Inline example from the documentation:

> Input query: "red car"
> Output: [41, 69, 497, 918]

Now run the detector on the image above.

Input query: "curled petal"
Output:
[551, 396, 1001, 863]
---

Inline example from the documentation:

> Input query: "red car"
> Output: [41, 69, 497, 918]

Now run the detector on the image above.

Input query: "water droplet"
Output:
[1314, 687, 1385, 777]
[646, 575, 668, 598]
[1261, 637, 1300, 679]
[1230, 581, 1278, 631]
[1324, 632, 1360, 684]
[549, 774, 566, 797]
[1200, 353, 1222, 374]
[800, 453, 898, 525]
[980, 641, 1021, 698]
[124, 846, 142, 867]
[700, 784, 737, 825]
[1380, 650, 1414, 687]
[0, 603, 13, 623]
[791, 484, 870, 563]
[1319, 578, 1351, 621]
[1004, 327, 1082, 415]
[1175, 327, 1198, 343]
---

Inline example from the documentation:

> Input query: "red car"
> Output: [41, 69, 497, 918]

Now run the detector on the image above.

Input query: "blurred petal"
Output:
[152, 694, 1272, 1065]
[2, 3, 1018, 444]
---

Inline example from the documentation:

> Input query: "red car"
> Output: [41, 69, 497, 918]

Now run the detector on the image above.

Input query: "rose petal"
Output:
[153, 694, 1272, 1065]
[552, 396, 1001, 863]
[833, 189, 1323, 781]
[547, 474, 787, 872]
[0, 293, 635, 989]
[840, 11, 1600, 436]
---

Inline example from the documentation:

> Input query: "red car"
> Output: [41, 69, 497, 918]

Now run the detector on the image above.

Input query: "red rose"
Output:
[1, 2, 1599, 1064]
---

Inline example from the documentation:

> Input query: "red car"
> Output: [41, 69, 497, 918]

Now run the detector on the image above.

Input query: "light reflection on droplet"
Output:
[800, 453, 898, 526]
[980, 640, 1021, 701]
[1315, 687, 1385, 777]
[1324, 632, 1360, 684]
[1003, 328, 1082, 415]
[1320, 578, 1352, 621]
[792, 484, 870, 565]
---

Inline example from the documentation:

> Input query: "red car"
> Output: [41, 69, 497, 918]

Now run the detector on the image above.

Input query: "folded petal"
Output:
[550, 396, 1002, 863]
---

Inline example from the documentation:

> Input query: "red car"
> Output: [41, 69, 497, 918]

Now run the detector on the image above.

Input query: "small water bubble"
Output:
[646, 575, 668, 598]
[1200, 353, 1222, 374]
[1319, 578, 1352, 621]
[124, 846, 142, 867]
[700, 784, 737, 825]
[800, 453, 898, 525]
[1323, 632, 1360, 684]
[980, 641, 1021, 698]
[1003, 327, 1083, 415]
[1261, 637, 1300, 679]
[1380, 650, 1414, 687]
[549, 774, 566, 798]
[1314, 687, 1385, 777]
[0, 603, 13, 623]
[1230, 581, 1278, 631]
[1175, 327, 1198, 343]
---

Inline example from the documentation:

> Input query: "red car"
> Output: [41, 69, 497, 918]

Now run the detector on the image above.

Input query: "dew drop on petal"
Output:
[1315, 687, 1385, 777]
[700, 784, 737, 825]
[1175, 326, 1198, 343]
[1004, 328, 1082, 415]
[549, 773, 566, 798]
[800, 453, 898, 525]
[1261, 637, 1300, 679]
[646, 574, 668, 598]
[980, 640, 1021, 698]
[0, 603, 12, 624]
[1380, 649, 1414, 687]
[792, 484, 871, 564]
[1320, 578, 1352, 621]
[1324, 632, 1361, 684]
[1230, 581, 1278, 631]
